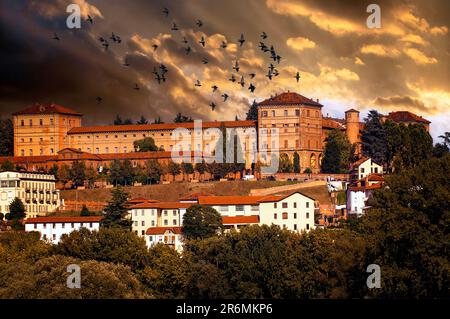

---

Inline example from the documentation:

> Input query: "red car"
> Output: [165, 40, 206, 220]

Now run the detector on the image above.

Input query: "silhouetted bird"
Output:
[249, 73, 256, 79]
[123, 59, 130, 67]
[171, 22, 179, 31]
[195, 80, 202, 87]
[220, 41, 227, 49]
[98, 36, 105, 42]
[210, 102, 216, 111]
[87, 15, 93, 24]
[233, 61, 240, 72]
[163, 7, 169, 17]
[294, 71, 301, 83]
[160, 64, 168, 74]
[185, 46, 192, 55]
[248, 83, 256, 93]
[199, 36, 206, 47]
[222, 93, 229, 102]
[52, 33, 60, 41]
[202, 58, 209, 64]
[152, 67, 159, 76]
[155, 73, 163, 84]
[238, 76, 245, 87]
[152, 44, 158, 51]
[273, 69, 279, 77]
[134, 83, 140, 90]
[229, 74, 236, 82]
[261, 31, 268, 39]
[238, 34, 245, 47]
[110, 32, 121, 43]
[266, 70, 273, 80]
[196, 19, 203, 27]
[102, 40, 109, 50]
[161, 74, 166, 83]
[276, 55, 281, 64]
[96, 96, 103, 104]
[211, 85, 218, 92]
[268, 63, 275, 73]
[182, 37, 188, 44]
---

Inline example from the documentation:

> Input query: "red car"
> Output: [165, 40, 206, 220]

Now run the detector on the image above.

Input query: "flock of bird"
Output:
[52, 8, 302, 111]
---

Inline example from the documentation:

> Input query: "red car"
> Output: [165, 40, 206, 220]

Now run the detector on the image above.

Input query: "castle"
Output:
[10, 92, 430, 173]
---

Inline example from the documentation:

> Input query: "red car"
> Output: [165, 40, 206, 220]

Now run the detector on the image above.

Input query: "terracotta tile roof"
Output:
[352, 157, 369, 167]
[222, 215, 259, 225]
[197, 196, 268, 205]
[25, 216, 102, 224]
[13, 103, 82, 116]
[349, 183, 382, 192]
[345, 108, 360, 113]
[386, 111, 430, 124]
[146, 227, 182, 235]
[67, 120, 256, 134]
[97, 151, 205, 161]
[130, 202, 193, 209]
[127, 198, 160, 204]
[367, 174, 384, 182]
[322, 117, 345, 130]
[258, 92, 323, 107]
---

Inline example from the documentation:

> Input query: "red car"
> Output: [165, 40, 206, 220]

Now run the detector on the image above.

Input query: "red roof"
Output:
[367, 174, 384, 182]
[198, 195, 268, 205]
[13, 103, 82, 116]
[145, 227, 182, 235]
[322, 117, 345, 130]
[127, 198, 160, 204]
[25, 216, 102, 224]
[130, 202, 192, 209]
[67, 120, 256, 134]
[386, 111, 430, 124]
[258, 92, 323, 107]
[222, 215, 259, 225]
[345, 109, 360, 113]
[349, 184, 382, 192]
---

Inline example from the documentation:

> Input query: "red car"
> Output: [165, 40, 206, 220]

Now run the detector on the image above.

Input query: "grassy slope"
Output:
[60, 180, 332, 205]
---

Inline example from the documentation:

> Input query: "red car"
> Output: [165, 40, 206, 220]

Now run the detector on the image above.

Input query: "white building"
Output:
[24, 216, 102, 244]
[145, 227, 183, 252]
[0, 171, 62, 217]
[350, 157, 383, 182]
[346, 174, 384, 216]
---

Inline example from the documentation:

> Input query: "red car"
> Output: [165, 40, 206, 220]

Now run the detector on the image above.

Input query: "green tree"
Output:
[123, 118, 133, 125]
[182, 205, 222, 240]
[439, 132, 450, 148]
[108, 160, 122, 186]
[57, 164, 70, 186]
[120, 159, 134, 186]
[167, 161, 181, 180]
[136, 115, 148, 124]
[145, 159, 162, 184]
[278, 153, 292, 173]
[321, 129, 352, 173]
[152, 116, 164, 124]
[134, 137, 158, 152]
[69, 161, 86, 187]
[245, 100, 258, 121]
[195, 160, 207, 181]
[8, 197, 26, 220]
[0, 118, 13, 156]
[54, 227, 149, 270]
[174, 112, 193, 123]
[101, 187, 132, 230]
[182, 162, 194, 180]
[293, 152, 300, 173]
[0, 160, 15, 172]
[80, 205, 90, 216]
[113, 115, 123, 125]
[361, 110, 387, 165]
[0, 213, 4, 221]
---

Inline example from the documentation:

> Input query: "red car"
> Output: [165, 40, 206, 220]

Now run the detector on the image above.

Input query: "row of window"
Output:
[20, 118, 76, 127]
[134, 219, 178, 227]
[274, 212, 310, 220]
[133, 209, 179, 217]
[33, 222, 94, 229]
[274, 201, 310, 209]
[261, 109, 320, 118]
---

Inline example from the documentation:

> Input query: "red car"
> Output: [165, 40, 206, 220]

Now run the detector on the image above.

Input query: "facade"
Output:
[11, 93, 431, 174]
[130, 192, 316, 250]
[0, 171, 61, 217]
[350, 157, 383, 182]
[24, 216, 102, 244]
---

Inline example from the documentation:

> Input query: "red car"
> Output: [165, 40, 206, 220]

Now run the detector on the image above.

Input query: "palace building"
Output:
[10, 92, 430, 173]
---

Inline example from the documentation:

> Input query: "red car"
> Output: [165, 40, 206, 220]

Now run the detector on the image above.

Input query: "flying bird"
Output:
[248, 83, 256, 93]
[238, 76, 245, 87]
[202, 57, 209, 64]
[268, 63, 275, 73]
[102, 40, 109, 50]
[273, 69, 279, 77]
[249, 73, 256, 79]
[229, 74, 236, 82]
[196, 19, 203, 27]
[123, 59, 130, 67]
[160, 64, 168, 74]
[220, 41, 228, 49]
[276, 55, 282, 64]
[152, 67, 159, 76]
[86, 15, 93, 24]
[266, 70, 273, 80]
[294, 72, 301, 83]
[211, 85, 218, 92]
[163, 7, 169, 17]
[98, 36, 105, 42]
[133, 83, 140, 90]
[199, 36, 206, 47]
[52, 33, 60, 41]
[171, 22, 179, 31]
[182, 37, 189, 44]
[238, 34, 245, 47]
[185, 46, 192, 55]
[155, 73, 163, 84]
[261, 31, 268, 39]
[194, 80, 202, 87]
[210, 102, 216, 111]
[96, 96, 103, 104]
[233, 61, 240, 72]
[222, 93, 229, 102]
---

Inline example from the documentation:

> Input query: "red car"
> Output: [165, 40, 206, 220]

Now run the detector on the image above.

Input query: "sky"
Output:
[0, 0, 449, 141]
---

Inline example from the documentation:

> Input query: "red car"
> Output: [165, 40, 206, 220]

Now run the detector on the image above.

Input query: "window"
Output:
[236, 205, 244, 212]
[274, 213, 277, 219]
[53, 223, 56, 229]
[141, 230, 145, 236]
[282, 202, 288, 208]
[29, 119, 32, 126]
[306, 224, 310, 230]
[251, 205, 259, 211]
[173, 219, 177, 225]
[282, 212, 288, 219]
[272, 110, 275, 117]
[151, 221, 155, 226]
[39, 119, 43, 126]
[220, 206, 229, 212]
[43, 223, 46, 229]
[164, 211, 168, 216]
[34, 224, 37, 229]
[306, 212, 310, 219]
[141, 221, 145, 226]
[21, 120, 24, 126]
[307, 110, 310, 117]
[295, 109, 300, 116]
[294, 202, 297, 208]
[306, 202, 310, 208]
[294, 213, 297, 219]
[173, 210, 177, 215]
[164, 220, 168, 226]
[284, 110, 288, 116]
[62, 223, 65, 229]
[361, 168, 365, 173]
[134, 221, 138, 226]
[262, 111, 268, 117]
[284, 140, 288, 148]
[141, 210, 145, 216]
[274, 203, 277, 208]
[52, 234, 56, 240]
[294, 224, 297, 230]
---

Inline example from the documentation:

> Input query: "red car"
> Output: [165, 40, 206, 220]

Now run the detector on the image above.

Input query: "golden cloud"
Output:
[403, 48, 438, 65]
[360, 44, 401, 57]
[286, 37, 316, 51]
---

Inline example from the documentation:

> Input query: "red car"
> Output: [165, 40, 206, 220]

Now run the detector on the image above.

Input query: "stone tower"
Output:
[345, 109, 360, 147]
